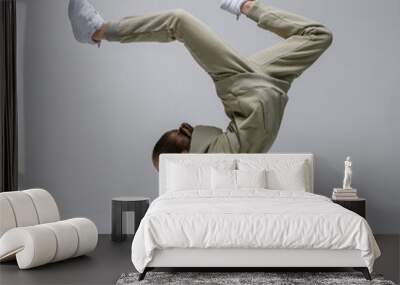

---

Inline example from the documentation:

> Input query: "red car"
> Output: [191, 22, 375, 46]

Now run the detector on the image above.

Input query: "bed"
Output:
[131, 153, 380, 281]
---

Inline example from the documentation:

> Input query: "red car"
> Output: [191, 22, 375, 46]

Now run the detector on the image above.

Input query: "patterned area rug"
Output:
[116, 272, 396, 285]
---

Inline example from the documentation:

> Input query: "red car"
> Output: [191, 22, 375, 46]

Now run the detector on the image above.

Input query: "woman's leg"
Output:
[245, 1, 333, 84]
[101, 10, 255, 82]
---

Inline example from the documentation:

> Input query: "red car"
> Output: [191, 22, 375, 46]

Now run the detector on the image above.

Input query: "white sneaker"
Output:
[220, 0, 247, 19]
[68, 0, 105, 45]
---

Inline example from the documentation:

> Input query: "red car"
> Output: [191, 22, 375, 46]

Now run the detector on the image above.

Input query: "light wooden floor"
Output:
[0, 235, 398, 285]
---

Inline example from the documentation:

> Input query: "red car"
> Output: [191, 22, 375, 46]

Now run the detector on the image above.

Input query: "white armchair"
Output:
[0, 189, 98, 269]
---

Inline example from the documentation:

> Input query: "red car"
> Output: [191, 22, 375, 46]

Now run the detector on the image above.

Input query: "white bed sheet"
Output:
[131, 190, 380, 273]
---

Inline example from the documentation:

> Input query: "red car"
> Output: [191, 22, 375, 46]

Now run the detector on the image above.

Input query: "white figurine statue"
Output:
[342, 156, 353, 190]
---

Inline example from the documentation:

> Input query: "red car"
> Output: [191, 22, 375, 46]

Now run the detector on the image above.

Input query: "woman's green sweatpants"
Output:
[105, 0, 333, 153]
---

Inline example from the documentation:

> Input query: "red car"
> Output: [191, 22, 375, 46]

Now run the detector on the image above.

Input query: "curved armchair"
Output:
[0, 189, 97, 269]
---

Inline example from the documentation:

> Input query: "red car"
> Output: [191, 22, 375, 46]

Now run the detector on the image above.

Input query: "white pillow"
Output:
[211, 169, 268, 190]
[167, 163, 208, 191]
[211, 168, 236, 190]
[236, 169, 268, 189]
[166, 160, 235, 191]
[238, 159, 308, 191]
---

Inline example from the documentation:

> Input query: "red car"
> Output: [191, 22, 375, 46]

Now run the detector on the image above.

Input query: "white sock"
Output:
[220, 0, 247, 19]
[68, 0, 105, 45]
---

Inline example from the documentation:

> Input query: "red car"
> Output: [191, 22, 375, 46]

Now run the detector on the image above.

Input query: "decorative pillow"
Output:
[211, 168, 236, 190]
[238, 159, 308, 191]
[236, 169, 268, 189]
[166, 160, 235, 191]
[211, 169, 268, 190]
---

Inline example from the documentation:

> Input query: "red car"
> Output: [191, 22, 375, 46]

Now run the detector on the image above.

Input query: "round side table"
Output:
[112, 197, 150, 242]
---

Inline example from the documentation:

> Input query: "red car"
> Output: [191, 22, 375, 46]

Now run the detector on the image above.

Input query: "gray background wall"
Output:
[16, 0, 399, 234]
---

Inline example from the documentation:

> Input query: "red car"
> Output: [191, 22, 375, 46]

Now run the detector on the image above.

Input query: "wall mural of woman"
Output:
[68, 0, 333, 171]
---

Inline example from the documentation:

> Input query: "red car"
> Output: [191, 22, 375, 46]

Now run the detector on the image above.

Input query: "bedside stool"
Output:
[332, 198, 366, 218]
[112, 197, 150, 242]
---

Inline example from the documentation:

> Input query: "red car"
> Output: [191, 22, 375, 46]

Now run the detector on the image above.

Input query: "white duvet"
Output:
[131, 190, 380, 273]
